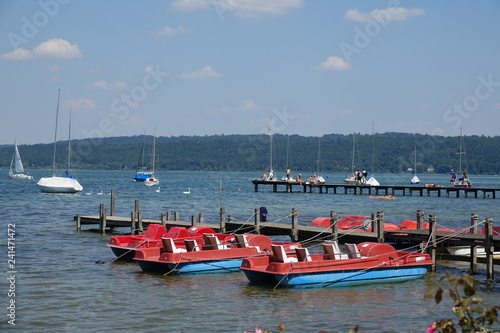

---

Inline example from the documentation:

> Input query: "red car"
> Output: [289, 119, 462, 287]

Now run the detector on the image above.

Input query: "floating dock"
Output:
[251, 180, 500, 198]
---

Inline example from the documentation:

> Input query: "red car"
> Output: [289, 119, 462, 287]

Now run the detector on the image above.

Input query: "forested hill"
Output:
[1, 133, 499, 174]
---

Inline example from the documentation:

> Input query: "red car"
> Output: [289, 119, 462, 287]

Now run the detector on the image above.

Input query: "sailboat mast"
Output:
[67, 107, 72, 175]
[458, 127, 464, 174]
[351, 133, 356, 175]
[267, 128, 273, 173]
[370, 123, 375, 175]
[52, 89, 60, 173]
[414, 146, 417, 176]
[152, 127, 156, 175]
[316, 136, 321, 174]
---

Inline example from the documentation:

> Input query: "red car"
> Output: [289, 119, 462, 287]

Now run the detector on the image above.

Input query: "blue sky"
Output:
[1, 0, 499, 144]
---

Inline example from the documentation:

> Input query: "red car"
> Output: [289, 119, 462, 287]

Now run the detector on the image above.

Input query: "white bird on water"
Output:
[183, 188, 190, 194]
[155, 187, 160, 193]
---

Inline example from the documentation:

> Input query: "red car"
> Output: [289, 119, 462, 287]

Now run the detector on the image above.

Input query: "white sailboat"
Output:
[452, 128, 472, 187]
[344, 133, 361, 184]
[410, 146, 420, 184]
[37, 91, 83, 193]
[144, 127, 159, 186]
[365, 124, 379, 186]
[9, 141, 33, 180]
[312, 136, 325, 184]
[133, 131, 153, 182]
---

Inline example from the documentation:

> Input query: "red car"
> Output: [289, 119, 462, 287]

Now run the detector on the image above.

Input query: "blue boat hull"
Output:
[166, 259, 244, 274]
[276, 266, 430, 288]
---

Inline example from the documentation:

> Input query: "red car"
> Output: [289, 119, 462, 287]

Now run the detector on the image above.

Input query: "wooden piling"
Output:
[199, 212, 205, 224]
[110, 189, 115, 216]
[191, 215, 196, 226]
[330, 211, 338, 241]
[254, 208, 261, 234]
[470, 213, 478, 273]
[99, 204, 106, 235]
[160, 212, 167, 228]
[485, 218, 494, 280]
[173, 211, 179, 221]
[219, 207, 226, 233]
[76, 214, 81, 232]
[428, 214, 437, 272]
[417, 210, 424, 229]
[376, 211, 384, 243]
[291, 208, 298, 242]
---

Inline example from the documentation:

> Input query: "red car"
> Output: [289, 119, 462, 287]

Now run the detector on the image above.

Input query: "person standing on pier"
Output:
[450, 170, 456, 184]
[286, 167, 291, 180]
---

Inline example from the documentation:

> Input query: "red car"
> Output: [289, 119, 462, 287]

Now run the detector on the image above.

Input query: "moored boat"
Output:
[133, 234, 301, 274]
[108, 224, 217, 260]
[240, 241, 433, 288]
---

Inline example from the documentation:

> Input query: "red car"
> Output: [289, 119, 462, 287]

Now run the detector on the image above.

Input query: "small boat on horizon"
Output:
[240, 241, 433, 288]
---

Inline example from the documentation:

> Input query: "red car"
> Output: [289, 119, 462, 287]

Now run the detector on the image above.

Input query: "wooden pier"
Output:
[75, 193, 500, 279]
[251, 180, 500, 198]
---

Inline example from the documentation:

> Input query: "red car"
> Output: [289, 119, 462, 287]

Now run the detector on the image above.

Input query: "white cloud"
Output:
[1, 38, 83, 60]
[312, 56, 351, 71]
[179, 66, 222, 79]
[169, 0, 210, 11]
[241, 98, 256, 110]
[345, 7, 425, 22]
[336, 108, 354, 115]
[89, 80, 128, 89]
[155, 26, 190, 37]
[1, 48, 33, 60]
[64, 98, 96, 110]
[170, 0, 303, 18]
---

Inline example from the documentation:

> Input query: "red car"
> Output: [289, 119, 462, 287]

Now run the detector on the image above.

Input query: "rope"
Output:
[109, 240, 147, 263]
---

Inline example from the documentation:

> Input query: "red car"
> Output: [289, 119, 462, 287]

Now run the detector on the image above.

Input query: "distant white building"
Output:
[427, 165, 435, 172]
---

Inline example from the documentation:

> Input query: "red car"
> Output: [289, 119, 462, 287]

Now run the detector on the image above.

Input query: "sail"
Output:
[14, 144, 25, 173]
[366, 176, 380, 186]
[411, 175, 420, 184]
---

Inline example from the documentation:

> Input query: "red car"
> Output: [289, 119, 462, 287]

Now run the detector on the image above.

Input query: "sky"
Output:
[1, 0, 499, 145]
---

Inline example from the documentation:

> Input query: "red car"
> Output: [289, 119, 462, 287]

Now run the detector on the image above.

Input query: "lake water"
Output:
[1, 170, 499, 332]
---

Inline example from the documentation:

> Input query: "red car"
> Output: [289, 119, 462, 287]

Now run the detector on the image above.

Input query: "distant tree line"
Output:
[1, 132, 499, 174]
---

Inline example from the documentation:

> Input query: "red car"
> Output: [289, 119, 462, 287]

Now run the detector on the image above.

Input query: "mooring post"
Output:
[137, 211, 143, 234]
[99, 203, 106, 235]
[173, 211, 179, 221]
[219, 207, 226, 233]
[377, 211, 384, 243]
[130, 211, 136, 234]
[199, 212, 205, 224]
[160, 212, 167, 228]
[428, 214, 437, 272]
[166, 211, 171, 221]
[330, 210, 338, 241]
[370, 213, 377, 234]
[291, 208, 299, 242]
[110, 189, 115, 216]
[191, 215, 196, 226]
[485, 217, 494, 280]
[470, 213, 479, 273]
[417, 210, 424, 229]
[134, 199, 139, 213]
[76, 214, 81, 232]
[254, 208, 261, 234]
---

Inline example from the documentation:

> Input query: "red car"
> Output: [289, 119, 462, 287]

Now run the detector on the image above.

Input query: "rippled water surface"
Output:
[1, 170, 499, 332]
